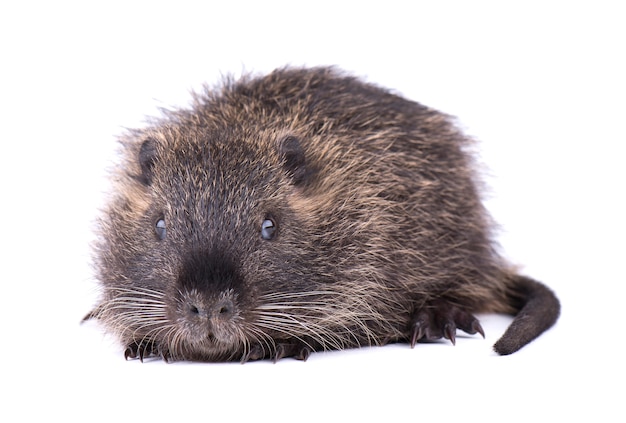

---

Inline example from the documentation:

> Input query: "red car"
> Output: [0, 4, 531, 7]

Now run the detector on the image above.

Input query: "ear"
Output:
[137, 137, 157, 185]
[278, 135, 310, 185]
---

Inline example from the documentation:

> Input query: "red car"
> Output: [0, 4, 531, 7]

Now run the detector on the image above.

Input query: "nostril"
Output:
[184, 297, 235, 319]
[216, 299, 234, 317]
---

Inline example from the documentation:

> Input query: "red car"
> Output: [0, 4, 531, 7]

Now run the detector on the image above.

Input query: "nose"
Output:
[188, 296, 235, 321]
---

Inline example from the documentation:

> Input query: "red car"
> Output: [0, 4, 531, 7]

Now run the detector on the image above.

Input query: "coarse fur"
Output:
[87, 66, 560, 362]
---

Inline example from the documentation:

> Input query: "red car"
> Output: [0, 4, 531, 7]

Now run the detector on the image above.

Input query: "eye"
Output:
[261, 218, 277, 240]
[155, 218, 166, 240]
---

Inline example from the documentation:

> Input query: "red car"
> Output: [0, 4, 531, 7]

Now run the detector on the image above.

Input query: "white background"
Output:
[1, 1, 624, 421]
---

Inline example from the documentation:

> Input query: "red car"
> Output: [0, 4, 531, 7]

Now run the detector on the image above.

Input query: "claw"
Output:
[410, 323, 425, 348]
[241, 341, 312, 363]
[295, 347, 311, 361]
[473, 320, 485, 338]
[410, 313, 429, 347]
[241, 345, 265, 363]
[124, 346, 135, 361]
[443, 322, 456, 345]
[408, 301, 485, 348]
[270, 341, 314, 362]
[124, 340, 160, 362]
[273, 345, 286, 363]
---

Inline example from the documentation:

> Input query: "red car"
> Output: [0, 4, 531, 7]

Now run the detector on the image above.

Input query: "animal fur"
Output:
[88, 67, 560, 362]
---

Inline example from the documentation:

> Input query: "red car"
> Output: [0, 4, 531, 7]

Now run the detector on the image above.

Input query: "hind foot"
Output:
[409, 301, 485, 347]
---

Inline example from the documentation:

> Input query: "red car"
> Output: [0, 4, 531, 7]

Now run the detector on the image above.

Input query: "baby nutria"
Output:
[87, 66, 560, 362]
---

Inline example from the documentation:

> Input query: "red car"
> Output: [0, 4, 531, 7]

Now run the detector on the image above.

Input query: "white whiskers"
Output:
[94, 284, 403, 362]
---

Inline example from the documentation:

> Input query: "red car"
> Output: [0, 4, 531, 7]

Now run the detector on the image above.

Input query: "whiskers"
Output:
[93, 286, 178, 359]
[94, 286, 254, 362]
[93, 285, 403, 362]
[245, 288, 400, 359]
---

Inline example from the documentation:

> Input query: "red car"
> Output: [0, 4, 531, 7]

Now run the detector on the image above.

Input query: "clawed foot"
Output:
[242, 341, 312, 363]
[409, 301, 484, 347]
[124, 340, 170, 362]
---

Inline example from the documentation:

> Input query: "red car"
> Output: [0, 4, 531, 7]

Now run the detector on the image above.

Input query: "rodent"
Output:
[86, 66, 560, 362]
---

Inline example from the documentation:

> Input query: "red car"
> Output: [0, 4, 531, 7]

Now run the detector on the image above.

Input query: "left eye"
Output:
[155, 218, 166, 240]
[261, 218, 277, 240]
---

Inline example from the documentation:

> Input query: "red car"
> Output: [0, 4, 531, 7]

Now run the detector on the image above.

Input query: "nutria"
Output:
[86, 66, 560, 362]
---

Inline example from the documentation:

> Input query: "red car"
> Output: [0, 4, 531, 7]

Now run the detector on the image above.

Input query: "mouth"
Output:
[181, 326, 242, 352]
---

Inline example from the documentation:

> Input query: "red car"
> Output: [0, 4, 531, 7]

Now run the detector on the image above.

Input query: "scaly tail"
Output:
[493, 275, 560, 355]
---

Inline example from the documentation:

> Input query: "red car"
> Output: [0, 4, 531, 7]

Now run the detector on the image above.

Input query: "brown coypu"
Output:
[87, 66, 560, 362]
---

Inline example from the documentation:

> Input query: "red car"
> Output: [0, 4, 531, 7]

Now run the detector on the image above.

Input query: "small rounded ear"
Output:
[137, 137, 157, 185]
[278, 135, 310, 185]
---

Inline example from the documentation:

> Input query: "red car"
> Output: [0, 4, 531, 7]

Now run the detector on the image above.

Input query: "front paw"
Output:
[124, 340, 170, 362]
[241, 341, 313, 363]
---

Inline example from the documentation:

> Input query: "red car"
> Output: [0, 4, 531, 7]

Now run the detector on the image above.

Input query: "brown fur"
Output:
[88, 67, 559, 362]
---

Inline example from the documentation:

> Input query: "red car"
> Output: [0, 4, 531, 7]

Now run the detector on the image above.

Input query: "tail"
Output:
[493, 275, 560, 355]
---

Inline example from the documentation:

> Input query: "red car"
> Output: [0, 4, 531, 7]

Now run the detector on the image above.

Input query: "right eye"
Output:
[155, 218, 166, 240]
[261, 218, 277, 240]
